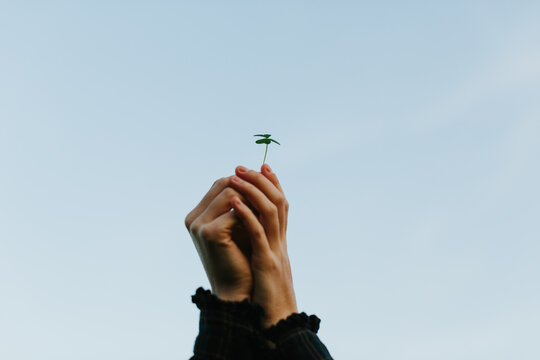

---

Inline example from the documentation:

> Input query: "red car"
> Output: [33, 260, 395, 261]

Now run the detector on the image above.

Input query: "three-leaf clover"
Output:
[254, 134, 280, 167]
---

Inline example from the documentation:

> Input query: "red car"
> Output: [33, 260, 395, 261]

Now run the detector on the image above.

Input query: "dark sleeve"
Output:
[260, 312, 334, 360]
[190, 287, 265, 360]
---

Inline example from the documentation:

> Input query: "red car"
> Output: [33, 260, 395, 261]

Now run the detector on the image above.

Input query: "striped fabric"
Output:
[190, 287, 333, 360]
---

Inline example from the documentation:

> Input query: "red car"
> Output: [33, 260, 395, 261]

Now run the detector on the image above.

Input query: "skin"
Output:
[184, 164, 297, 329]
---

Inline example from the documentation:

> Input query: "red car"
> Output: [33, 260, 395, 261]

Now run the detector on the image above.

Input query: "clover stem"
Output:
[263, 144, 268, 165]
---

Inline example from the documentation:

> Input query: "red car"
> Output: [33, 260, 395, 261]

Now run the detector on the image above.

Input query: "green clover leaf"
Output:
[254, 134, 280, 166]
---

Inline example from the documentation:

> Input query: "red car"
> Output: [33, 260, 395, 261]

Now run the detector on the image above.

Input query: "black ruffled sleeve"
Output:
[191, 287, 264, 319]
[190, 287, 265, 360]
[261, 312, 334, 360]
[189, 287, 333, 360]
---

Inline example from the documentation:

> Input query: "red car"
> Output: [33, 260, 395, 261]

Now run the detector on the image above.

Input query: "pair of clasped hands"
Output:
[184, 164, 298, 329]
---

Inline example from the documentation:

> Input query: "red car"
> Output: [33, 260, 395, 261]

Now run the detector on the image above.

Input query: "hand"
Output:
[184, 176, 256, 302]
[229, 164, 298, 329]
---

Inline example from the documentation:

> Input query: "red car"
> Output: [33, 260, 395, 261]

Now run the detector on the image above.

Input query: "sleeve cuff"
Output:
[191, 287, 266, 359]
[261, 312, 321, 343]
[260, 312, 333, 359]
[191, 287, 265, 321]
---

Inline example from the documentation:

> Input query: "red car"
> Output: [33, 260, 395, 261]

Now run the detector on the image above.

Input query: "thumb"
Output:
[205, 211, 248, 252]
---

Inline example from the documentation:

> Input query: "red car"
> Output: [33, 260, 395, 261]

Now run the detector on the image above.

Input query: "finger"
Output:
[193, 204, 254, 266]
[260, 164, 285, 195]
[229, 174, 280, 249]
[198, 186, 248, 224]
[261, 164, 289, 232]
[197, 210, 236, 243]
[185, 176, 231, 228]
[259, 164, 289, 236]
[236, 166, 288, 234]
[213, 210, 253, 257]
[230, 196, 271, 256]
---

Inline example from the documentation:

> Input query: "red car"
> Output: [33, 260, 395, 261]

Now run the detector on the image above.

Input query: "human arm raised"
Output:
[229, 164, 334, 359]
[185, 176, 260, 359]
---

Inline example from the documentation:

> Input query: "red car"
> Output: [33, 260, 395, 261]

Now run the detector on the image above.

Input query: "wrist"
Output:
[261, 307, 298, 329]
[214, 291, 251, 302]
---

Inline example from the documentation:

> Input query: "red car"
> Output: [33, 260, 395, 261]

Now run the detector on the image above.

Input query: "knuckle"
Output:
[189, 219, 200, 234]
[222, 187, 237, 198]
[284, 200, 289, 211]
[184, 213, 192, 229]
[198, 224, 214, 240]
[254, 227, 266, 240]
[265, 203, 278, 216]
[214, 177, 228, 187]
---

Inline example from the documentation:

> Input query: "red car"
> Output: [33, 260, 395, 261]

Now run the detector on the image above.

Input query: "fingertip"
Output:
[230, 196, 242, 207]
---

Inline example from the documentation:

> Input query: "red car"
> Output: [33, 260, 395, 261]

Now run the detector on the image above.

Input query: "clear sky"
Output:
[1, 1, 539, 359]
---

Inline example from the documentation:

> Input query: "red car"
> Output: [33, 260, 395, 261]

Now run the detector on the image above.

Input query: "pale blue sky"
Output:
[1, 1, 539, 359]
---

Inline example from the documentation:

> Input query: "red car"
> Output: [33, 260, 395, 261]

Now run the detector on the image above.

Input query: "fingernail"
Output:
[231, 175, 243, 184]
[265, 164, 272, 173]
[237, 166, 247, 173]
